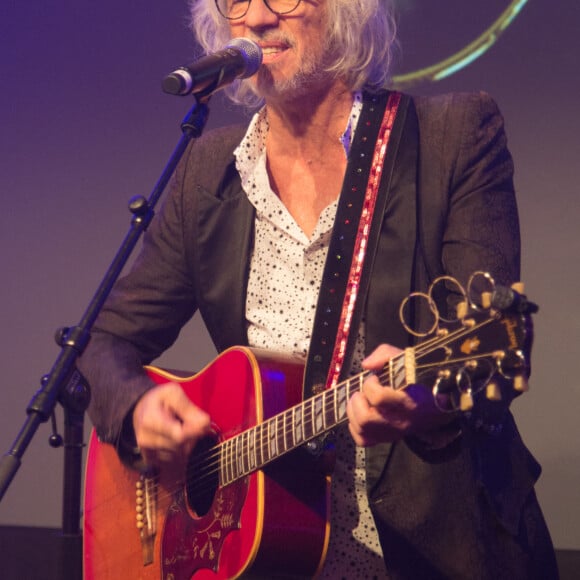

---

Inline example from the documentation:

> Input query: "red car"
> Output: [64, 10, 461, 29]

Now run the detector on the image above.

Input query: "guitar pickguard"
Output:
[162, 477, 249, 579]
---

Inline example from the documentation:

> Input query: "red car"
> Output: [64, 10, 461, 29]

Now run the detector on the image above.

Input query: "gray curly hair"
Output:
[189, 0, 397, 107]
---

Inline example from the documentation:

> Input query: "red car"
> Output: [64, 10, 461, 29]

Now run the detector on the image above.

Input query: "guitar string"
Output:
[128, 316, 498, 508]
[135, 370, 374, 506]
[157, 344, 476, 502]
[90, 315, 499, 512]
[81, 313, 510, 527]
[195, 316, 504, 493]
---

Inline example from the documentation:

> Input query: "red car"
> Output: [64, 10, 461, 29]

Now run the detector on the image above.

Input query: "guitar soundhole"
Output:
[185, 434, 219, 517]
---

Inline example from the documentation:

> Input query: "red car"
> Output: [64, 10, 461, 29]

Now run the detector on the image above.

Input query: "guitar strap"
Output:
[303, 90, 415, 402]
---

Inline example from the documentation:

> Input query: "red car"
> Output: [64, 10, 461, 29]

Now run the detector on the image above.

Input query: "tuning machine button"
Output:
[481, 291, 492, 309]
[486, 381, 502, 401]
[460, 391, 474, 411]
[514, 375, 529, 392]
[456, 301, 468, 319]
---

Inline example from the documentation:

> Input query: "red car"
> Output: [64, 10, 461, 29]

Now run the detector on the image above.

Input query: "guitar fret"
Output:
[314, 395, 324, 434]
[293, 405, 303, 446]
[286, 409, 292, 450]
[262, 422, 268, 464]
[303, 399, 313, 441]
[219, 441, 224, 485]
[279, 412, 287, 454]
[265, 422, 271, 464]
[236, 434, 243, 480]
[224, 439, 230, 485]
[248, 428, 256, 471]
[218, 442, 225, 486]
[336, 381, 348, 422]
[389, 354, 407, 390]
[261, 421, 269, 465]
[344, 378, 351, 401]
[238, 432, 244, 478]
[245, 434, 249, 475]
[323, 390, 333, 428]
[235, 434, 242, 480]
[223, 439, 232, 486]
[257, 423, 265, 467]
[312, 397, 319, 435]
[228, 438, 234, 483]
[268, 418, 277, 461]
[276, 414, 283, 455]
[242, 430, 249, 476]
[230, 438, 235, 482]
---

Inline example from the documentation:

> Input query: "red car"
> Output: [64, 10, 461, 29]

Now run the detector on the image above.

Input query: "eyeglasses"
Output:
[215, 0, 303, 20]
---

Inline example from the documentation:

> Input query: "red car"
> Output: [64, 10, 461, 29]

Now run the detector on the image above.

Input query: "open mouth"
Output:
[259, 42, 290, 62]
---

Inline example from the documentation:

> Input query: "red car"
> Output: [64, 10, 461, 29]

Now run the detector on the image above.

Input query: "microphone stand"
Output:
[0, 95, 211, 580]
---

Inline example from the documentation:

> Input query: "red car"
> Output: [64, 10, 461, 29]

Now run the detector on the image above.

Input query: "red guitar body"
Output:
[83, 278, 536, 579]
[83, 347, 330, 579]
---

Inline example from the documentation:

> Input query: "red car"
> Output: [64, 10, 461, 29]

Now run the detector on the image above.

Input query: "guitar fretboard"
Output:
[218, 352, 410, 487]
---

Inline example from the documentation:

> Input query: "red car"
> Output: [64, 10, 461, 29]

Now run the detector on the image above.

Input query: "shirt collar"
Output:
[234, 90, 363, 182]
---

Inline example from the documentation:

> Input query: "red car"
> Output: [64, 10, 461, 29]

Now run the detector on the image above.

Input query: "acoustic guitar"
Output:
[83, 282, 536, 579]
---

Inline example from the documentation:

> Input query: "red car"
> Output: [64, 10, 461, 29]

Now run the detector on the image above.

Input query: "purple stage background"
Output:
[1, 1, 578, 550]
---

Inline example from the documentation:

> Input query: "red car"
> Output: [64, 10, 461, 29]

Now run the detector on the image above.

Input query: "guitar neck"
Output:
[218, 349, 413, 487]
[217, 300, 532, 487]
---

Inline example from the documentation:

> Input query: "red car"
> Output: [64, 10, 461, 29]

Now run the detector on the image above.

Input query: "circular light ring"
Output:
[392, 0, 530, 89]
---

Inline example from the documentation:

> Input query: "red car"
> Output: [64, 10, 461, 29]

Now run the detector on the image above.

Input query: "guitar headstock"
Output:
[401, 273, 538, 413]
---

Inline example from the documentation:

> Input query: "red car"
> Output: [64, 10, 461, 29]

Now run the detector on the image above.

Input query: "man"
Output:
[79, 0, 558, 578]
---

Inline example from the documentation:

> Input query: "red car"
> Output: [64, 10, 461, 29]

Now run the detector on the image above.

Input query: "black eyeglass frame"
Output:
[215, 0, 303, 20]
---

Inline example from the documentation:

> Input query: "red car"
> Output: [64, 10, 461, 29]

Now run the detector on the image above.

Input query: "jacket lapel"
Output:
[195, 185, 254, 351]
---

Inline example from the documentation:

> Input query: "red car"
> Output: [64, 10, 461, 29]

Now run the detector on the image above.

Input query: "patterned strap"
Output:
[303, 91, 412, 400]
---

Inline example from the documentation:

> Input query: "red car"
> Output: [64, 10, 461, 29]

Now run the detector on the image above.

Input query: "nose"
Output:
[243, 0, 279, 29]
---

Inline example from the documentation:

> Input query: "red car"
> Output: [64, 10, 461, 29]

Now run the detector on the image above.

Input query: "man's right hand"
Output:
[132, 383, 212, 467]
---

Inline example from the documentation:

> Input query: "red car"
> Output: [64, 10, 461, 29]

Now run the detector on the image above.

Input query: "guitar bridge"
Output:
[136, 470, 158, 566]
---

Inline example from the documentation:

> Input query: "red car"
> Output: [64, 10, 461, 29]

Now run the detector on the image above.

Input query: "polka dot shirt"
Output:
[234, 94, 388, 578]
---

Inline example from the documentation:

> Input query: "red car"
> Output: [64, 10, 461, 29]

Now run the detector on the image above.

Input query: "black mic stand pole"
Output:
[0, 95, 211, 580]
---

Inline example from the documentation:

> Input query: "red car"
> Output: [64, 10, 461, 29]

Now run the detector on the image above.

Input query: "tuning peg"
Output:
[456, 301, 468, 319]
[486, 382, 502, 401]
[481, 291, 492, 309]
[460, 391, 474, 412]
[514, 375, 529, 392]
[511, 282, 525, 294]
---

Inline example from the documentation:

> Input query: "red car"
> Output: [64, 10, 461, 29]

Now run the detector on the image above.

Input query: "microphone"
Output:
[162, 38, 262, 97]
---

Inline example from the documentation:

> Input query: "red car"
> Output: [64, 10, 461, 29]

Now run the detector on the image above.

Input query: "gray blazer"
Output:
[78, 92, 557, 579]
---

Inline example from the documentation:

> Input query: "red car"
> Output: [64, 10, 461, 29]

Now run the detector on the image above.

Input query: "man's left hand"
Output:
[346, 344, 453, 447]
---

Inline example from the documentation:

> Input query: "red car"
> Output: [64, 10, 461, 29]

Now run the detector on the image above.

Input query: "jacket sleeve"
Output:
[442, 91, 520, 287]
[77, 139, 201, 444]
[408, 93, 541, 532]
[441, 93, 523, 431]
[78, 124, 247, 445]
[367, 95, 552, 576]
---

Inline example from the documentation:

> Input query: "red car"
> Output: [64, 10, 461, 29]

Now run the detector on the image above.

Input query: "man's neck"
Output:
[264, 80, 354, 162]
[259, 80, 355, 237]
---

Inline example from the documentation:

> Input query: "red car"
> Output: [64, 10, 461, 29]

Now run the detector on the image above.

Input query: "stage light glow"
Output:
[392, 0, 530, 89]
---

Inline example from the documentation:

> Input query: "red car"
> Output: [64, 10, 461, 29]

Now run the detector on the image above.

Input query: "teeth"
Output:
[262, 47, 284, 55]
